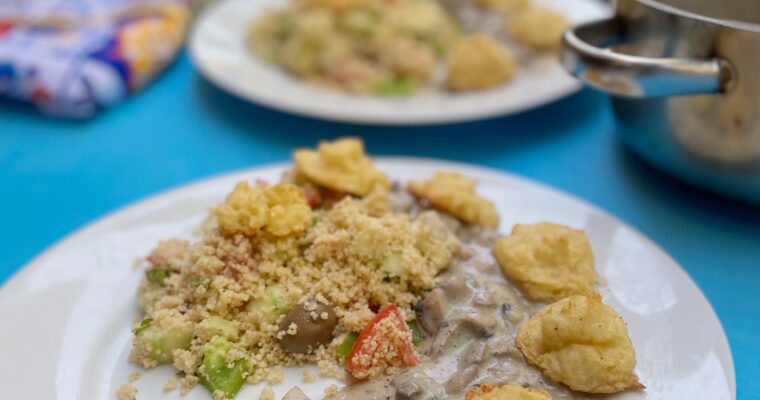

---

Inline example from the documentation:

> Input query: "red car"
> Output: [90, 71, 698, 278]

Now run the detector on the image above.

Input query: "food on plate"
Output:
[508, 7, 568, 50]
[477, 0, 529, 13]
[249, 0, 460, 95]
[293, 137, 389, 196]
[465, 383, 552, 400]
[249, 0, 567, 95]
[408, 170, 500, 228]
[492, 222, 596, 301]
[515, 293, 643, 393]
[445, 34, 516, 91]
[125, 137, 642, 399]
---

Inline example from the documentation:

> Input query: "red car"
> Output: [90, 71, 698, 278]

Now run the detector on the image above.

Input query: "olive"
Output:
[278, 300, 337, 353]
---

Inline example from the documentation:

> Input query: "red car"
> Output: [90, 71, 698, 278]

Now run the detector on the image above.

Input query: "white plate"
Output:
[0, 159, 735, 400]
[189, 0, 611, 125]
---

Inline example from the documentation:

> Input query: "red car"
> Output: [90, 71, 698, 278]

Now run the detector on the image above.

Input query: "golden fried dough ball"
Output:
[478, 0, 528, 13]
[408, 171, 500, 228]
[492, 222, 595, 301]
[213, 182, 312, 237]
[508, 7, 568, 50]
[446, 35, 516, 91]
[515, 294, 643, 393]
[294, 137, 390, 196]
[465, 383, 552, 400]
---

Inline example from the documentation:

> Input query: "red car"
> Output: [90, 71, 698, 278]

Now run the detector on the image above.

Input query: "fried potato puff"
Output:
[445, 35, 517, 91]
[408, 171, 500, 228]
[465, 384, 552, 400]
[492, 222, 596, 301]
[515, 294, 643, 393]
[213, 182, 312, 237]
[294, 137, 390, 196]
[508, 7, 568, 50]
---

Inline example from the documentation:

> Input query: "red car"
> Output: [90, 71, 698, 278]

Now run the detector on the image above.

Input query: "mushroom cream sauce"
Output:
[336, 190, 580, 399]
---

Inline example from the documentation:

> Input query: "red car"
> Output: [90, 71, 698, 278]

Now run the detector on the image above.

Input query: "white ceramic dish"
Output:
[0, 159, 735, 400]
[189, 0, 611, 125]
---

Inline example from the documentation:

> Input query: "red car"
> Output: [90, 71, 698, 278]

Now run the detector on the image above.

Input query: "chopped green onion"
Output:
[336, 332, 359, 357]
[407, 320, 425, 345]
[146, 267, 170, 286]
[132, 318, 153, 335]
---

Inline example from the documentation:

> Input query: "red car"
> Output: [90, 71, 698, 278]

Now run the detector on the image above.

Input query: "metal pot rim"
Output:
[634, 0, 760, 33]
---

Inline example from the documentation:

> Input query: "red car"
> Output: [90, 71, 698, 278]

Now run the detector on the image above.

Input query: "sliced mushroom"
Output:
[278, 300, 337, 354]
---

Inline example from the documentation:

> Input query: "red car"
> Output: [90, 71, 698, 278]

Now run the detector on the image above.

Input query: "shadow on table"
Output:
[612, 138, 760, 230]
[193, 74, 608, 161]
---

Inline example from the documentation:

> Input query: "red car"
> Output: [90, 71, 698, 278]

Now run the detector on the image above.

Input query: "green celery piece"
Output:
[199, 337, 249, 399]
[336, 332, 359, 358]
[407, 320, 425, 345]
[146, 267, 170, 286]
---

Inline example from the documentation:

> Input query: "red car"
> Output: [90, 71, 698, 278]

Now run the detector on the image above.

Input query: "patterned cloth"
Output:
[0, 0, 191, 118]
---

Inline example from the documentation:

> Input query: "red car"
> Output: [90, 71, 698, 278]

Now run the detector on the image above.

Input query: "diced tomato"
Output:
[345, 304, 419, 378]
[0, 22, 12, 38]
[225, 266, 241, 281]
[303, 184, 322, 208]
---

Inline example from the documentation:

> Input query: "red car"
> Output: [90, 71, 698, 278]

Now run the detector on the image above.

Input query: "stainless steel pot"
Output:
[562, 0, 760, 202]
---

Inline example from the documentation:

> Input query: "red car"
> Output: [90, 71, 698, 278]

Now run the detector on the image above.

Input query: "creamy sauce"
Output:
[337, 202, 586, 399]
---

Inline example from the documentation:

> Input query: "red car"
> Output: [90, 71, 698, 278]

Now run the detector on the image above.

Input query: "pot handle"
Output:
[562, 17, 735, 97]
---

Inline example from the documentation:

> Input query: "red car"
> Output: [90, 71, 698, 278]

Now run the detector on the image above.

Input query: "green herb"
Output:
[407, 320, 425, 345]
[336, 332, 359, 357]
[374, 76, 416, 96]
[278, 16, 294, 40]
[132, 318, 153, 335]
[414, 34, 445, 58]
[189, 278, 208, 288]
[146, 267, 170, 286]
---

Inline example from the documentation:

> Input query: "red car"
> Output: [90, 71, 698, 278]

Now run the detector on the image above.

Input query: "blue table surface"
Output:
[1, 52, 758, 398]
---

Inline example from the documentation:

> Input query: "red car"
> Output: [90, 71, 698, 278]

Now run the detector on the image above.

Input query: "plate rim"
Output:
[0, 157, 736, 399]
[188, 0, 592, 125]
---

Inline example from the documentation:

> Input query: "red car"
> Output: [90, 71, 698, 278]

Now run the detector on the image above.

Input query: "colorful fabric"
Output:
[0, 0, 191, 118]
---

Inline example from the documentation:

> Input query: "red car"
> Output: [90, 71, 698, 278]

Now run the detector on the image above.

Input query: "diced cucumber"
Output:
[199, 316, 239, 340]
[336, 332, 359, 358]
[137, 287, 165, 312]
[246, 285, 288, 323]
[199, 337, 249, 399]
[146, 267, 170, 286]
[407, 320, 425, 346]
[374, 77, 415, 96]
[382, 253, 404, 278]
[134, 323, 193, 363]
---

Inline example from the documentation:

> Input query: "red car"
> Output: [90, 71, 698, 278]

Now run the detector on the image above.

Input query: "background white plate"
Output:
[0, 159, 734, 400]
[189, 0, 611, 125]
